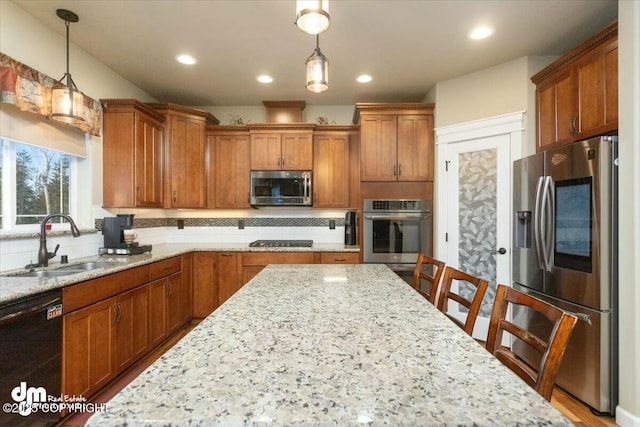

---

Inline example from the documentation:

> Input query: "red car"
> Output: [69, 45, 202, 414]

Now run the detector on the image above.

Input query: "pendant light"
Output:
[306, 35, 328, 93]
[295, 0, 330, 35]
[51, 9, 84, 124]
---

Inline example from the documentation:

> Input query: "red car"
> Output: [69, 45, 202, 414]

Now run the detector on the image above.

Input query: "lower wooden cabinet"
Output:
[240, 252, 316, 286]
[319, 252, 360, 264]
[193, 252, 239, 317]
[114, 285, 149, 373]
[149, 272, 181, 348]
[181, 254, 193, 323]
[63, 298, 116, 399]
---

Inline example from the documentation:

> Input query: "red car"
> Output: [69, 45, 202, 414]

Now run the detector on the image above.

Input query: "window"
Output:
[0, 138, 78, 230]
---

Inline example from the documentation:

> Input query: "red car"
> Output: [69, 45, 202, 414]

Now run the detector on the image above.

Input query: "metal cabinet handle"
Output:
[172, 190, 177, 203]
[334, 258, 346, 262]
[393, 164, 397, 176]
[277, 156, 281, 168]
[282, 156, 285, 166]
[112, 304, 118, 325]
[569, 116, 577, 135]
[221, 253, 233, 257]
[165, 279, 172, 297]
[493, 248, 507, 254]
[116, 303, 122, 323]
[398, 164, 402, 176]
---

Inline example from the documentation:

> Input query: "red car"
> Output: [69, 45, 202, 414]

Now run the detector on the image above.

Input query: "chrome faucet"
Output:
[35, 213, 81, 267]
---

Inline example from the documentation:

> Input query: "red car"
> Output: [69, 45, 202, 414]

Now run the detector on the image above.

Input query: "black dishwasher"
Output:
[0, 290, 63, 426]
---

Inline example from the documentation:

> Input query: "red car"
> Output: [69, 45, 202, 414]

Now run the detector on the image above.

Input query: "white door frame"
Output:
[434, 111, 525, 339]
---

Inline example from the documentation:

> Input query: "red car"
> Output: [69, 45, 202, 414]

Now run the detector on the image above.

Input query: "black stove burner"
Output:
[249, 240, 313, 248]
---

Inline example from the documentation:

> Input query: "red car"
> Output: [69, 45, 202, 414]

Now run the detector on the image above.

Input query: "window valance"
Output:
[0, 52, 102, 136]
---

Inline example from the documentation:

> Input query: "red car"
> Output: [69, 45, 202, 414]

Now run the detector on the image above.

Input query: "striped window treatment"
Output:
[0, 52, 102, 137]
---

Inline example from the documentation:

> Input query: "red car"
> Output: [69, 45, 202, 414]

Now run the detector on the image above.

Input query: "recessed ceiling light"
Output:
[257, 75, 273, 84]
[356, 74, 373, 83]
[175, 54, 197, 65]
[469, 26, 494, 40]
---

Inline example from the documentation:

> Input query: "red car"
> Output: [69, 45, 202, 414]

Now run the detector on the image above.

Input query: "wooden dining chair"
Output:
[411, 254, 445, 304]
[486, 284, 578, 401]
[436, 266, 489, 336]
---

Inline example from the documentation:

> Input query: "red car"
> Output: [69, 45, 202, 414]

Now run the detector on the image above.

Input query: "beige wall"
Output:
[429, 55, 555, 153]
[616, 1, 640, 425]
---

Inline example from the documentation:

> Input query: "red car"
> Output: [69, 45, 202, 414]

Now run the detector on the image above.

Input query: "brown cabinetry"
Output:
[63, 298, 116, 399]
[193, 252, 240, 317]
[240, 252, 315, 286]
[101, 99, 165, 208]
[62, 257, 189, 401]
[206, 127, 251, 208]
[313, 128, 353, 208]
[147, 103, 219, 208]
[148, 272, 181, 347]
[114, 285, 149, 373]
[180, 254, 193, 324]
[319, 252, 360, 264]
[354, 103, 434, 182]
[532, 21, 617, 150]
[249, 124, 315, 170]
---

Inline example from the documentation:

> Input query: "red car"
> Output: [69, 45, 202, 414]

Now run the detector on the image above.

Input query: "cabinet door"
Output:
[360, 115, 397, 181]
[181, 254, 193, 324]
[319, 252, 360, 264]
[169, 116, 206, 208]
[577, 43, 618, 137]
[115, 285, 149, 373]
[251, 133, 282, 170]
[281, 133, 313, 170]
[216, 135, 251, 208]
[63, 298, 116, 399]
[397, 115, 433, 181]
[148, 278, 168, 347]
[242, 266, 264, 285]
[313, 134, 350, 208]
[536, 71, 576, 150]
[217, 252, 239, 306]
[166, 273, 182, 335]
[193, 252, 218, 318]
[135, 116, 163, 207]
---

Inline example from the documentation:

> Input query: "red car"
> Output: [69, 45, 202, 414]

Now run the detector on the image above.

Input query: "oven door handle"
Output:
[364, 214, 428, 221]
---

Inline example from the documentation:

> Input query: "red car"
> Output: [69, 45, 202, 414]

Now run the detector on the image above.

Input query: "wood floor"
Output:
[57, 321, 618, 427]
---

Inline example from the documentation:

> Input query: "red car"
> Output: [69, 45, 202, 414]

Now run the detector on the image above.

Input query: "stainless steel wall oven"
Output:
[363, 199, 431, 283]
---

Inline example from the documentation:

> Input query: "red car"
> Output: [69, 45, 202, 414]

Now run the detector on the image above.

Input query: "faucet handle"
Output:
[48, 244, 60, 260]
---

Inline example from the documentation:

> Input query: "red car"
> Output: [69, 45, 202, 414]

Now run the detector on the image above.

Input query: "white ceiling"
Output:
[13, 0, 617, 107]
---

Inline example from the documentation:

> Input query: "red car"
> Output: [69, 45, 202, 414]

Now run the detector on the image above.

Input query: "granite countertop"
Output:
[86, 264, 572, 427]
[0, 243, 359, 304]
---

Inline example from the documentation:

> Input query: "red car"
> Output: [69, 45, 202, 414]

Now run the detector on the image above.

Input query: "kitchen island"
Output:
[86, 264, 571, 426]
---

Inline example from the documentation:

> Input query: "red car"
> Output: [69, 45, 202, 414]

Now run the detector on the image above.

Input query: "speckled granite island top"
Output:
[86, 264, 571, 427]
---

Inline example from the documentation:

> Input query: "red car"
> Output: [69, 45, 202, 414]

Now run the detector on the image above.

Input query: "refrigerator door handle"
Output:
[533, 176, 545, 270]
[546, 176, 555, 272]
[540, 176, 553, 271]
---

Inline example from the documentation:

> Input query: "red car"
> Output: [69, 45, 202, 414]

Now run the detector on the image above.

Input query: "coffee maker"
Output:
[99, 214, 152, 255]
[344, 211, 357, 246]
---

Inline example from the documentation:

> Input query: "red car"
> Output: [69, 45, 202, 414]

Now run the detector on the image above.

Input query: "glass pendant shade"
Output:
[296, 0, 330, 35]
[306, 43, 328, 93]
[51, 9, 84, 124]
[51, 85, 84, 124]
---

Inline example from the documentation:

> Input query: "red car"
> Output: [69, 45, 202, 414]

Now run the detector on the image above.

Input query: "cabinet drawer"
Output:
[149, 256, 182, 281]
[319, 252, 360, 264]
[242, 252, 315, 266]
[64, 264, 150, 313]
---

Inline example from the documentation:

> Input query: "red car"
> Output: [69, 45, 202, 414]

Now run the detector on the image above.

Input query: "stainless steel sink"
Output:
[8, 261, 117, 278]
[57, 261, 114, 271]
[11, 269, 84, 278]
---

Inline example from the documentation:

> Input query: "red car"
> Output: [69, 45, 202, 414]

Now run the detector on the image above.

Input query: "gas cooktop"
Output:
[248, 240, 313, 248]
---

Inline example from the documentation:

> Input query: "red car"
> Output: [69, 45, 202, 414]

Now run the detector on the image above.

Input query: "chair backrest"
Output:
[486, 284, 578, 401]
[436, 266, 489, 335]
[411, 254, 445, 304]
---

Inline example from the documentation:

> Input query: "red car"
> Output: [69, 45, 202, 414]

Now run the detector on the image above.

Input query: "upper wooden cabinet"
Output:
[101, 99, 165, 208]
[206, 127, 251, 209]
[248, 124, 315, 170]
[147, 103, 219, 208]
[354, 103, 434, 182]
[313, 127, 356, 208]
[532, 21, 617, 150]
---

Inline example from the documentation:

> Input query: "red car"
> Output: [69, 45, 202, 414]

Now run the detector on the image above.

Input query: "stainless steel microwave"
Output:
[250, 171, 312, 206]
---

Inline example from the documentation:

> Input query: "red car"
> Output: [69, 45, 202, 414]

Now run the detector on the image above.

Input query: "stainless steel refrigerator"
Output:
[512, 136, 617, 414]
